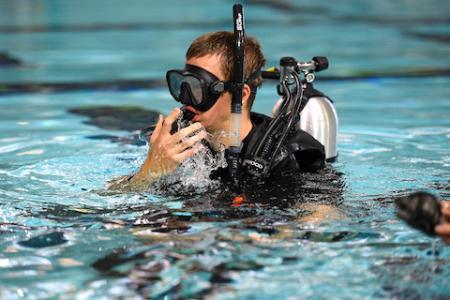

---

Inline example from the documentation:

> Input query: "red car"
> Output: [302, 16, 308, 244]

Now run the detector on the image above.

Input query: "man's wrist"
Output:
[134, 167, 161, 182]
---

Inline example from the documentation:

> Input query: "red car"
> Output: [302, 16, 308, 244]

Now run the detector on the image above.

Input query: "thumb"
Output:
[150, 114, 163, 143]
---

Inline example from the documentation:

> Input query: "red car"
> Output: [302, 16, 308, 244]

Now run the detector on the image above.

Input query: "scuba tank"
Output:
[272, 90, 338, 162]
[299, 95, 338, 162]
[269, 56, 338, 163]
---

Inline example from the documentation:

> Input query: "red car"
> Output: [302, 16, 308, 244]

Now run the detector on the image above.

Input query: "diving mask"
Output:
[166, 64, 261, 112]
[166, 64, 231, 112]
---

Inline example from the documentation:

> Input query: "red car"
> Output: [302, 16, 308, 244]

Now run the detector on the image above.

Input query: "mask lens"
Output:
[167, 71, 184, 100]
[183, 76, 203, 105]
[167, 71, 203, 105]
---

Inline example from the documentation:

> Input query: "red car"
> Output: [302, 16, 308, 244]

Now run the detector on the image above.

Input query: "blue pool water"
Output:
[0, 0, 449, 299]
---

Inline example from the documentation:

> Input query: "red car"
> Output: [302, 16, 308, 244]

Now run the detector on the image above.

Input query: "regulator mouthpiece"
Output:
[139, 107, 196, 143]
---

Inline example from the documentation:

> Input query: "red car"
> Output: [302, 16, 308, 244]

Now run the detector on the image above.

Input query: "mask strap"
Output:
[244, 70, 262, 94]
[211, 81, 235, 94]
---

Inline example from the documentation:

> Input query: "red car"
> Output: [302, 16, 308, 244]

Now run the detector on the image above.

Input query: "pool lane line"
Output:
[247, 0, 330, 14]
[0, 68, 449, 96]
[0, 79, 166, 95]
[403, 31, 450, 44]
[0, 16, 449, 34]
[0, 20, 232, 33]
[0, 19, 310, 34]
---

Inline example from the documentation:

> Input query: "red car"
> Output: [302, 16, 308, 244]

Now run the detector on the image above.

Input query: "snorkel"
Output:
[227, 4, 245, 183]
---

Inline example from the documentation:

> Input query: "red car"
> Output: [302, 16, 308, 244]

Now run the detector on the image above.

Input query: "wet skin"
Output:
[435, 201, 450, 245]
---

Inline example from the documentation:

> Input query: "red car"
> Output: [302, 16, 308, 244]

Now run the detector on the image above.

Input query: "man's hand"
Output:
[138, 108, 207, 179]
[435, 201, 450, 245]
[106, 108, 206, 192]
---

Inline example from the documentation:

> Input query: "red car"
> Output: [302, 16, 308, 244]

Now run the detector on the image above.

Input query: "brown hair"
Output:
[186, 31, 266, 107]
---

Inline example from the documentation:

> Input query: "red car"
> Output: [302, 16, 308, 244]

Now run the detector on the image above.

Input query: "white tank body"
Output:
[272, 96, 338, 161]
[299, 96, 338, 161]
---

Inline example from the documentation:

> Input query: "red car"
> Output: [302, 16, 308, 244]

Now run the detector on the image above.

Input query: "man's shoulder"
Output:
[249, 112, 272, 126]
[283, 129, 325, 170]
[246, 111, 325, 172]
[248, 111, 323, 152]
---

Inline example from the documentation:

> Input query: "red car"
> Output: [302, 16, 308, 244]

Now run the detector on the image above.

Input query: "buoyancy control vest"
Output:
[210, 112, 325, 182]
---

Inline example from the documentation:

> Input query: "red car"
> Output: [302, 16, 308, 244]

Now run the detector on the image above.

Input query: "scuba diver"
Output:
[108, 5, 338, 195]
[108, 30, 328, 192]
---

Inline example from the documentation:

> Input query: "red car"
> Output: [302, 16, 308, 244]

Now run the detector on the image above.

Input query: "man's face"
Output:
[185, 54, 232, 133]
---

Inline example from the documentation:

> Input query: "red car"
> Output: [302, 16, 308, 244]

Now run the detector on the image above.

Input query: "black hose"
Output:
[243, 69, 304, 178]
[254, 79, 291, 156]
[268, 72, 304, 169]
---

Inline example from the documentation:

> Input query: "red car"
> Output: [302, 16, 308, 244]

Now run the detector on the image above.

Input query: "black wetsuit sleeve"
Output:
[289, 130, 325, 169]
[270, 130, 325, 176]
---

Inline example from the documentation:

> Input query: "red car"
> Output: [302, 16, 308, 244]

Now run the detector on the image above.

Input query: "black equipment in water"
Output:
[395, 191, 442, 236]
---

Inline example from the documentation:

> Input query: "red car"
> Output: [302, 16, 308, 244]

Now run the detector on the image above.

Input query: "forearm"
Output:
[107, 160, 161, 192]
[297, 203, 345, 224]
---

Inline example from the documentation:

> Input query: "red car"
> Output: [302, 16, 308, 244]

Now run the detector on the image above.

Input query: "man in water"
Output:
[108, 31, 325, 192]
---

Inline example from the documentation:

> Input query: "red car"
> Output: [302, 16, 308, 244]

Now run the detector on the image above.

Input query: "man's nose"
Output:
[180, 83, 192, 103]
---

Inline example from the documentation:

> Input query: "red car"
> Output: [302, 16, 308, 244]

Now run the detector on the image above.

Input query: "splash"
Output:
[149, 132, 229, 195]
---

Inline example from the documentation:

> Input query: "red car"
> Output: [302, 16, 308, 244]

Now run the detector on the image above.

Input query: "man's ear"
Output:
[242, 83, 252, 112]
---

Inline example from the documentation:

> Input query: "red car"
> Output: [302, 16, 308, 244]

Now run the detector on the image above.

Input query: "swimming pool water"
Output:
[0, 0, 449, 299]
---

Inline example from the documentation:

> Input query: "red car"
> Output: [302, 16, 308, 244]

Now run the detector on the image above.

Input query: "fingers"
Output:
[176, 130, 207, 152]
[162, 108, 181, 133]
[150, 114, 164, 143]
[440, 201, 450, 222]
[174, 143, 204, 162]
[173, 122, 204, 140]
[145, 107, 206, 173]
[435, 224, 450, 234]
[436, 201, 450, 244]
[435, 223, 450, 245]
